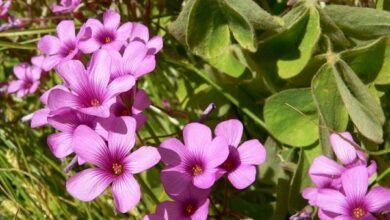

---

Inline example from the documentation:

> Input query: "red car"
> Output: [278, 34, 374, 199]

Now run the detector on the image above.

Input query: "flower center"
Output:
[104, 36, 112, 43]
[25, 82, 32, 88]
[191, 164, 203, 176]
[90, 98, 100, 107]
[121, 108, 131, 116]
[352, 207, 365, 219]
[184, 203, 196, 216]
[222, 161, 234, 171]
[112, 163, 124, 176]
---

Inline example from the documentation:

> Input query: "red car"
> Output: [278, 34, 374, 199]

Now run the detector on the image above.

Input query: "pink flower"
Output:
[38, 20, 88, 71]
[214, 119, 266, 189]
[7, 63, 41, 98]
[159, 123, 229, 196]
[128, 22, 163, 55]
[315, 166, 390, 219]
[31, 55, 46, 71]
[47, 50, 135, 118]
[0, 16, 24, 31]
[144, 186, 210, 220]
[0, 0, 11, 17]
[66, 117, 161, 213]
[79, 10, 132, 53]
[110, 41, 156, 80]
[51, 0, 80, 13]
[110, 88, 151, 129]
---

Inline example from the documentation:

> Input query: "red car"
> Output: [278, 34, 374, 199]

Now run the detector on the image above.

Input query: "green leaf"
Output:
[331, 60, 384, 143]
[318, 7, 350, 49]
[0, 27, 56, 37]
[168, 0, 196, 45]
[186, 0, 230, 58]
[0, 41, 36, 50]
[311, 63, 349, 131]
[341, 36, 390, 85]
[222, 0, 284, 30]
[264, 88, 319, 147]
[277, 7, 321, 79]
[323, 5, 390, 40]
[219, 0, 257, 51]
[207, 47, 246, 77]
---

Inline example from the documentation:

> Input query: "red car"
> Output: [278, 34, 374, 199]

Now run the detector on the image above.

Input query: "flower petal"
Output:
[238, 139, 266, 165]
[105, 75, 135, 100]
[47, 89, 80, 111]
[56, 20, 76, 42]
[147, 36, 163, 55]
[88, 50, 111, 89]
[116, 22, 132, 41]
[27, 66, 41, 81]
[108, 116, 136, 160]
[309, 156, 344, 188]
[302, 187, 318, 206]
[133, 89, 151, 113]
[183, 122, 212, 154]
[112, 173, 141, 213]
[72, 125, 109, 167]
[47, 109, 80, 132]
[13, 63, 28, 79]
[124, 146, 160, 174]
[193, 169, 217, 189]
[341, 165, 368, 203]
[161, 166, 191, 196]
[38, 35, 61, 55]
[130, 22, 149, 43]
[31, 108, 50, 128]
[66, 168, 113, 201]
[78, 38, 100, 54]
[330, 132, 358, 165]
[204, 136, 229, 168]
[42, 55, 62, 71]
[215, 119, 243, 147]
[191, 199, 210, 220]
[7, 80, 23, 93]
[31, 55, 45, 69]
[79, 105, 111, 118]
[227, 165, 256, 189]
[364, 186, 390, 213]
[316, 188, 348, 215]
[103, 10, 120, 29]
[47, 132, 73, 158]
[159, 138, 186, 166]
[122, 41, 148, 76]
[133, 55, 156, 79]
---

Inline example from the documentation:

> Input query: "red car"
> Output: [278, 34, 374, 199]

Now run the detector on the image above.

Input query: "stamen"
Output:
[104, 36, 112, 43]
[121, 109, 131, 116]
[222, 161, 234, 171]
[112, 163, 124, 176]
[185, 203, 196, 215]
[90, 98, 100, 107]
[25, 82, 32, 88]
[352, 207, 365, 219]
[191, 164, 203, 176]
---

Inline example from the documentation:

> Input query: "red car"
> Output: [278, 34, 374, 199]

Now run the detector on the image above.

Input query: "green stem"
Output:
[137, 175, 159, 205]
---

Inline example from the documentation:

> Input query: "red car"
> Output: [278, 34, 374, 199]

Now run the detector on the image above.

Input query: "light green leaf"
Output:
[186, 0, 230, 58]
[277, 7, 321, 79]
[264, 88, 319, 147]
[207, 47, 246, 77]
[323, 5, 390, 40]
[168, 0, 196, 45]
[318, 7, 350, 49]
[332, 60, 384, 143]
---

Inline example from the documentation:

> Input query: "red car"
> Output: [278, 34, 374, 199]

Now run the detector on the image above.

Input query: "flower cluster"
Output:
[302, 132, 390, 219]
[145, 119, 267, 219]
[6, 10, 164, 213]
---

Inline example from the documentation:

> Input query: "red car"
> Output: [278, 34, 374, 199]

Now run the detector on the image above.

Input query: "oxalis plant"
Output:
[0, 0, 389, 219]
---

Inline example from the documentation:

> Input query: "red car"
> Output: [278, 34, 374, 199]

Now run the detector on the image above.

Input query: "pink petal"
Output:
[238, 139, 266, 165]
[47, 110, 79, 132]
[191, 199, 210, 220]
[367, 160, 377, 178]
[47, 132, 73, 158]
[112, 173, 141, 213]
[133, 55, 156, 79]
[133, 113, 147, 130]
[116, 22, 132, 41]
[183, 123, 212, 154]
[109, 50, 124, 79]
[124, 146, 160, 174]
[360, 213, 377, 220]
[105, 75, 135, 99]
[364, 186, 390, 213]
[341, 166, 368, 203]
[40, 85, 69, 105]
[72, 125, 109, 167]
[31, 108, 50, 128]
[38, 35, 61, 55]
[108, 116, 136, 160]
[318, 209, 341, 220]
[101, 40, 124, 51]
[130, 22, 149, 43]
[79, 105, 111, 118]
[31, 55, 45, 69]
[84, 18, 104, 34]
[42, 55, 62, 71]
[215, 119, 243, 147]
[78, 38, 100, 54]
[154, 201, 181, 219]
[47, 89, 80, 111]
[66, 168, 113, 201]
[147, 36, 163, 54]
[103, 10, 120, 29]
[316, 189, 348, 215]
[302, 187, 318, 206]
[27, 66, 41, 81]
[330, 132, 358, 165]
[88, 50, 111, 89]
[28, 81, 40, 93]
[159, 138, 186, 166]
[122, 41, 148, 76]
[161, 166, 191, 196]
[7, 80, 23, 93]
[56, 20, 76, 42]
[204, 136, 229, 168]
[309, 156, 344, 187]
[13, 63, 27, 79]
[132, 89, 151, 113]
[227, 165, 256, 189]
[193, 169, 217, 189]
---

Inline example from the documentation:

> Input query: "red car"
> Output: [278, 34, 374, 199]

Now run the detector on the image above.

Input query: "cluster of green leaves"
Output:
[0, 0, 389, 219]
